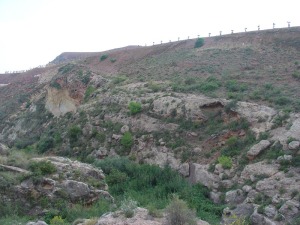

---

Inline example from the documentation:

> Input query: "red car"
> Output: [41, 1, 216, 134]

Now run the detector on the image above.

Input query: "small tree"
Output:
[165, 196, 197, 225]
[194, 38, 204, 48]
[121, 132, 134, 150]
[128, 101, 142, 115]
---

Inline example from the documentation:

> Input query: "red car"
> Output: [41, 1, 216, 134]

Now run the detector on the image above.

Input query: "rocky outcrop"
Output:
[235, 101, 276, 135]
[31, 157, 106, 182]
[0, 164, 31, 174]
[247, 140, 271, 160]
[222, 204, 254, 224]
[256, 169, 300, 198]
[3, 157, 113, 217]
[270, 115, 300, 149]
[239, 161, 279, 183]
[95, 207, 209, 225]
[26, 221, 47, 225]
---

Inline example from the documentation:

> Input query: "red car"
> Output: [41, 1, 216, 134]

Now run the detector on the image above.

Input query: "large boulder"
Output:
[288, 141, 300, 150]
[61, 180, 91, 202]
[225, 189, 246, 204]
[247, 140, 271, 160]
[189, 163, 220, 189]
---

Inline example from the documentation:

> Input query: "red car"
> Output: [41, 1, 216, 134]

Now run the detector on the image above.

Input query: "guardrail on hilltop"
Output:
[144, 22, 295, 46]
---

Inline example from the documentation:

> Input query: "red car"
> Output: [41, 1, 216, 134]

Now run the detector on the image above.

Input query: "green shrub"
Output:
[165, 196, 197, 225]
[147, 204, 163, 218]
[112, 76, 127, 84]
[292, 71, 300, 80]
[95, 132, 106, 143]
[81, 72, 91, 85]
[68, 125, 82, 144]
[84, 86, 96, 102]
[120, 198, 138, 218]
[93, 157, 223, 224]
[121, 132, 134, 151]
[106, 168, 128, 185]
[225, 100, 238, 113]
[271, 113, 289, 128]
[218, 155, 232, 169]
[29, 161, 57, 175]
[50, 216, 65, 225]
[110, 58, 117, 63]
[184, 77, 196, 85]
[50, 80, 62, 89]
[194, 38, 204, 48]
[58, 64, 74, 74]
[128, 101, 142, 115]
[199, 77, 221, 92]
[100, 54, 108, 61]
[37, 137, 54, 153]
[225, 80, 247, 92]
[226, 136, 238, 147]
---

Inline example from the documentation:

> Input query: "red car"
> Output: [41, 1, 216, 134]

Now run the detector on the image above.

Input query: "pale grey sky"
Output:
[0, 0, 299, 73]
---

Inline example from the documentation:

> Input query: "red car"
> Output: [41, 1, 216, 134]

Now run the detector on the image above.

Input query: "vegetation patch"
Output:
[100, 54, 108, 61]
[120, 132, 134, 153]
[218, 155, 233, 169]
[128, 101, 142, 115]
[84, 85, 96, 102]
[194, 38, 204, 48]
[94, 157, 223, 224]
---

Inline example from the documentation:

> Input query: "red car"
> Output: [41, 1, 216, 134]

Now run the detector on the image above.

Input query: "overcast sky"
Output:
[0, 0, 299, 73]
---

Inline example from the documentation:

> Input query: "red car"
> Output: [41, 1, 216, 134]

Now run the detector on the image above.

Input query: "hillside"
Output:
[0, 27, 300, 225]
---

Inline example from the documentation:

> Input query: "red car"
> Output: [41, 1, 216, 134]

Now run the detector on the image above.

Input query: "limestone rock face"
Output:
[247, 140, 271, 160]
[45, 87, 78, 117]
